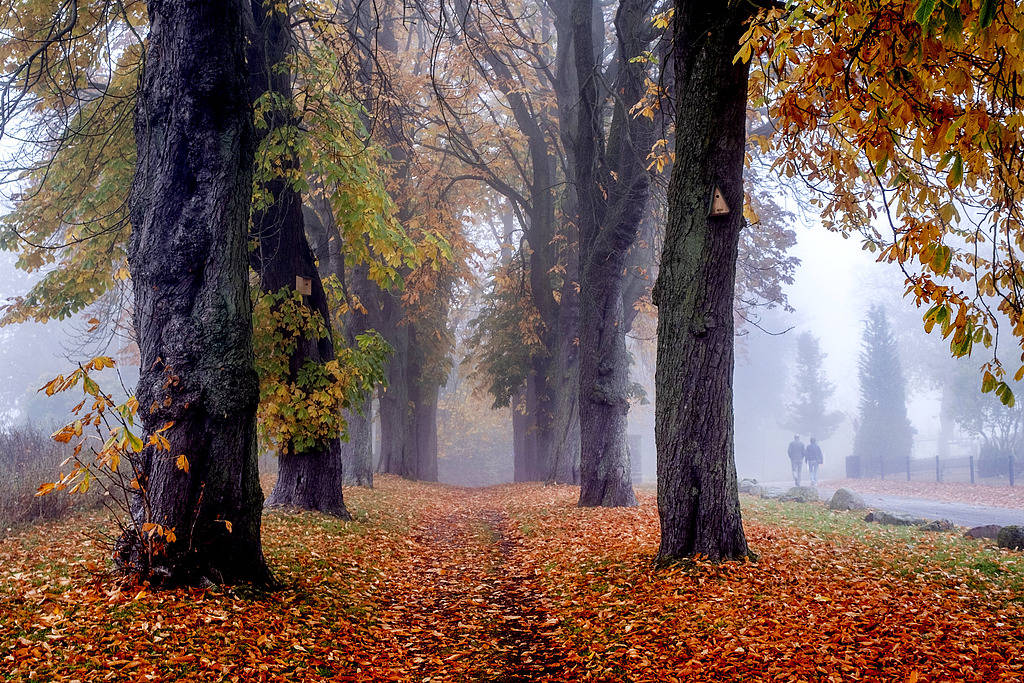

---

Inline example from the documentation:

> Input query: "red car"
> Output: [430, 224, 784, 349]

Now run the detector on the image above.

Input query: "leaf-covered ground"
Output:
[2, 476, 1023, 681]
[826, 478, 1024, 509]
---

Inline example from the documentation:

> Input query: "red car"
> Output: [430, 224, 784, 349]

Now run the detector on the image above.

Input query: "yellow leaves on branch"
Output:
[745, 0, 1024, 398]
[141, 523, 176, 544]
[253, 287, 390, 456]
[35, 357, 156, 497]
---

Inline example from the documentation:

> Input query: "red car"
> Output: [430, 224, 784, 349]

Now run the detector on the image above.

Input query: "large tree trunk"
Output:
[306, 171, 375, 489]
[546, 279, 582, 484]
[246, 1, 349, 518]
[341, 390, 374, 486]
[118, 0, 270, 586]
[512, 387, 532, 482]
[376, 292, 413, 477]
[413, 380, 440, 482]
[575, 0, 654, 507]
[340, 266, 375, 487]
[653, 0, 752, 562]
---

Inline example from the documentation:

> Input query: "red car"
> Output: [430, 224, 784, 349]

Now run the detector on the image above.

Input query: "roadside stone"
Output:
[827, 488, 866, 511]
[738, 478, 759, 494]
[864, 510, 931, 526]
[759, 487, 785, 500]
[965, 524, 1003, 540]
[920, 519, 955, 532]
[780, 486, 819, 503]
[997, 525, 1024, 550]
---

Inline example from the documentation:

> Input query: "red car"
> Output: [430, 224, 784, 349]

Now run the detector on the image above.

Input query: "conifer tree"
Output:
[783, 332, 843, 441]
[852, 305, 914, 477]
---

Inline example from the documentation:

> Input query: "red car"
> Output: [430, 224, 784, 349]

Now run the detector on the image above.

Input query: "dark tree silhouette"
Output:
[247, 0, 350, 517]
[851, 305, 914, 477]
[118, 0, 271, 585]
[783, 332, 844, 441]
[654, 0, 753, 562]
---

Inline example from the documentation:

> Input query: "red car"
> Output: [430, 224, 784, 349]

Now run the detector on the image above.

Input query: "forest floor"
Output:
[2, 476, 1023, 681]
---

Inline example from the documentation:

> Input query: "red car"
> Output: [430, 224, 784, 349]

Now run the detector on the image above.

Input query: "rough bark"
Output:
[545, 278, 581, 484]
[653, 0, 752, 562]
[376, 292, 414, 477]
[341, 390, 374, 486]
[118, 0, 271, 585]
[574, 0, 654, 507]
[512, 386, 532, 481]
[246, 1, 349, 518]
[413, 381, 440, 482]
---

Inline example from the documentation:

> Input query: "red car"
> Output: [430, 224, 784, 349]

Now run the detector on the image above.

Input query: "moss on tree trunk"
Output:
[120, 0, 271, 586]
[653, 0, 752, 562]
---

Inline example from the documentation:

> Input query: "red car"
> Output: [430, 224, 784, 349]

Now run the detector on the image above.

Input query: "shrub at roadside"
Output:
[0, 424, 101, 533]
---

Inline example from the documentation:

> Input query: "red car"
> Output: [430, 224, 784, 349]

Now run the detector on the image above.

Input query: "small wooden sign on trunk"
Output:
[709, 186, 730, 217]
[295, 275, 313, 296]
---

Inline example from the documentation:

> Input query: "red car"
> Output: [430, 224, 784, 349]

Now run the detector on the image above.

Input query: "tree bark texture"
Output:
[120, 0, 270, 585]
[246, 1, 349, 518]
[376, 291, 413, 477]
[574, 0, 655, 507]
[340, 388, 374, 486]
[544, 278, 581, 484]
[512, 387, 532, 481]
[653, 0, 752, 562]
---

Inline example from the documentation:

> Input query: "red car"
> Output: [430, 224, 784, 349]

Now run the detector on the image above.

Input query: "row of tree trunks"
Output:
[306, 202, 376, 488]
[653, 0, 752, 562]
[376, 289, 413, 476]
[245, 0, 349, 517]
[120, 0, 271, 585]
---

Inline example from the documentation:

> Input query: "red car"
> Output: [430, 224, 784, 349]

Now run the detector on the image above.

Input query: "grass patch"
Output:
[741, 494, 1024, 595]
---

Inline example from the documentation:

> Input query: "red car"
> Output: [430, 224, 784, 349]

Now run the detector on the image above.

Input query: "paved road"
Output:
[759, 482, 1024, 528]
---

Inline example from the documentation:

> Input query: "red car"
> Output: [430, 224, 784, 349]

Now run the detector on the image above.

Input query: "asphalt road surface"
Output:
[760, 482, 1024, 528]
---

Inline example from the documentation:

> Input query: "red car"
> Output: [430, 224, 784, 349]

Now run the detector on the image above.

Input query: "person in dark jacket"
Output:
[805, 437, 823, 486]
[787, 435, 805, 487]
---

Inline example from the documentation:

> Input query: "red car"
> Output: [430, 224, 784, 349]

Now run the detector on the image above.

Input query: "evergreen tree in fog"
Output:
[852, 305, 914, 476]
[783, 332, 843, 441]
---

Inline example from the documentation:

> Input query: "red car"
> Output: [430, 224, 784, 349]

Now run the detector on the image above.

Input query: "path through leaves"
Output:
[1, 476, 1023, 681]
[373, 495, 568, 680]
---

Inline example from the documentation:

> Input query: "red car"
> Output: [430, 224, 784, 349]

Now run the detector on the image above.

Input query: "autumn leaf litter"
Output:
[1, 476, 1022, 681]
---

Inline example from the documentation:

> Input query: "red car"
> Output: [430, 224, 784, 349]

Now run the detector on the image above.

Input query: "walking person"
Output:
[805, 437, 823, 487]
[788, 435, 805, 487]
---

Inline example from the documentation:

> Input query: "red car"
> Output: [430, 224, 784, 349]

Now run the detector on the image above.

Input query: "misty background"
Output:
[0, 217, 991, 488]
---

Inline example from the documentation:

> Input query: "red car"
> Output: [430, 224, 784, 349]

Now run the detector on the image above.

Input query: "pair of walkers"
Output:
[787, 435, 822, 487]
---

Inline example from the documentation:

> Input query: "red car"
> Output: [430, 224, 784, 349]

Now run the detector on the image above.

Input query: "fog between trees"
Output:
[3, 0, 1024, 580]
